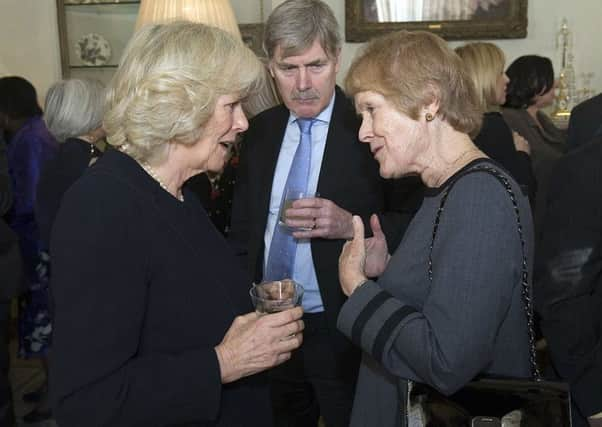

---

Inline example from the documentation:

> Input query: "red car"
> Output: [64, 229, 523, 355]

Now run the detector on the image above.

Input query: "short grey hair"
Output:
[104, 21, 263, 163]
[44, 79, 105, 142]
[264, 0, 341, 60]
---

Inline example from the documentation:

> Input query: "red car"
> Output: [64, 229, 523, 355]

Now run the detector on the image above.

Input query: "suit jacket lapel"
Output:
[255, 105, 289, 237]
[316, 87, 359, 199]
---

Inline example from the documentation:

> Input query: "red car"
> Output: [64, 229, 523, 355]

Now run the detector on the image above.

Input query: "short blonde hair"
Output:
[44, 78, 105, 142]
[455, 42, 506, 111]
[345, 30, 481, 136]
[104, 22, 263, 163]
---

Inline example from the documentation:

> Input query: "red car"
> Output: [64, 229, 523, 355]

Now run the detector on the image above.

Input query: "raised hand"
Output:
[364, 214, 390, 278]
[338, 216, 369, 296]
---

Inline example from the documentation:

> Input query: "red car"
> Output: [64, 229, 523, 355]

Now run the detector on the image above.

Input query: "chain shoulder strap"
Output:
[428, 164, 541, 380]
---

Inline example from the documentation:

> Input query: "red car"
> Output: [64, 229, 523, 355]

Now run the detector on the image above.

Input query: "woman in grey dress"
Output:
[337, 30, 533, 426]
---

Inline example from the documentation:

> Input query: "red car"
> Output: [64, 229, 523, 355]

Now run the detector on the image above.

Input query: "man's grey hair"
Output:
[263, 0, 341, 60]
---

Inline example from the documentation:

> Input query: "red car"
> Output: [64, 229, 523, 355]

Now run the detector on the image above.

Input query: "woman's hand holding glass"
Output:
[214, 306, 304, 384]
[339, 214, 390, 296]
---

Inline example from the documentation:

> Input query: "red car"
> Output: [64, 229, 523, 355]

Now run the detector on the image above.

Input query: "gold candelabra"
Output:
[552, 19, 576, 120]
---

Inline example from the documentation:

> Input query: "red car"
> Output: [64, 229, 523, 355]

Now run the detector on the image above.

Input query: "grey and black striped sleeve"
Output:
[337, 280, 418, 363]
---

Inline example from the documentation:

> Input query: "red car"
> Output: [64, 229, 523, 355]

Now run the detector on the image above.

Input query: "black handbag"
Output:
[405, 165, 572, 427]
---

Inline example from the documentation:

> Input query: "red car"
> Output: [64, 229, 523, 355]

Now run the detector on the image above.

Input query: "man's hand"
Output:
[284, 197, 354, 240]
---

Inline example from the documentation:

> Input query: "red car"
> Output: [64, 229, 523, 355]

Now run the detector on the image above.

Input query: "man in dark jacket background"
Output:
[0, 133, 22, 427]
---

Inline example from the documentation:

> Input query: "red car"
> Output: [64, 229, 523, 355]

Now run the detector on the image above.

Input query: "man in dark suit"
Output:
[535, 135, 602, 427]
[567, 93, 602, 151]
[0, 133, 20, 427]
[229, 1, 415, 425]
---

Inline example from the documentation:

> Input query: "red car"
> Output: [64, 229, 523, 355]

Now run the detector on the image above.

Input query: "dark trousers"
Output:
[268, 312, 357, 427]
[0, 302, 14, 426]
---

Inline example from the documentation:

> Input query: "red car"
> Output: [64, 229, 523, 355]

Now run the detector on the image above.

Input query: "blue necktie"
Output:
[264, 118, 315, 281]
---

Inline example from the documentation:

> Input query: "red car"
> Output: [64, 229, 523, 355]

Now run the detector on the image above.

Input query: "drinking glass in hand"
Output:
[250, 279, 304, 315]
[278, 188, 317, 231]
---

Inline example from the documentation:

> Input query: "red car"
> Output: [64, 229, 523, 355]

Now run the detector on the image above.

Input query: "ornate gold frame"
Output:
[345, 0, 528, 42]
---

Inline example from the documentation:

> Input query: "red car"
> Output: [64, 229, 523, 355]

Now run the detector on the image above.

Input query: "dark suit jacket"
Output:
[567, 93, 602, 151]
[535, 136, 602, 419]
[50, 149, 271, 427]
[229, 87, 413, 366]
[0, 219, 22, 301]
[0, 135, 21, 301]
[0, 135, 11, 216]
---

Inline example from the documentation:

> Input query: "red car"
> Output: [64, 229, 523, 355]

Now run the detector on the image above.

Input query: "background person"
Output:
[338, 30, 533, 426]
[37, 78, 106, 250]
[229, 1, 416, 425]
[502, 54, 566, 241]
[455, 42, 535, 201]
[0, 133, 20, 427]
[534, 134, 602, 427]
[49, 22, 303, 427]
[24, 78, 106, 421]
[0, 76, 57, 423]
[566, 92, 602, 151]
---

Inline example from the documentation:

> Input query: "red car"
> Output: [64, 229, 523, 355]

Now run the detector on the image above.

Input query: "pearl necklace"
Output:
[139, 161, 184, 202]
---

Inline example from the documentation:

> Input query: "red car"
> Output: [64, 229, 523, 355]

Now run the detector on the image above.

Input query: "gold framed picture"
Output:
[345, 0, 528, 42]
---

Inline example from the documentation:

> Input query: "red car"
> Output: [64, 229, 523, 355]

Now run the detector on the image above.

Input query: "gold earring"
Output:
[425, 112, 434, 122]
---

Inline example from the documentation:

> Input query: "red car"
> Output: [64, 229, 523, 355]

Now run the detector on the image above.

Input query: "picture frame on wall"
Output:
[345, 0, 528, 42]
[239, 24, 265, 57]
[64, 0, 140, 4]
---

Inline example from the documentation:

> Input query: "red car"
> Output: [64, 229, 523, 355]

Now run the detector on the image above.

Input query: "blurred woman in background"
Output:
[456, 42, 535, 201]
[19, 78, 107, 422]
[37, 78, 106, 250]
[0, 76, 57, 423]
[502, 55, 566, 240]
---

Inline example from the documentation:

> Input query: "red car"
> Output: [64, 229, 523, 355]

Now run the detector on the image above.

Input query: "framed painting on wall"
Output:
[345, 0, 528, 42]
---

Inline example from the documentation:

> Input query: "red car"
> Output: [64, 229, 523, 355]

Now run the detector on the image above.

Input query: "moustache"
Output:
[292, 91, 319, 101]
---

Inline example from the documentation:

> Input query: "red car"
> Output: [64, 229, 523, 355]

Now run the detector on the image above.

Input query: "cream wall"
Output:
[0, 0, 600, 100]
[0, 0, 61, 100]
